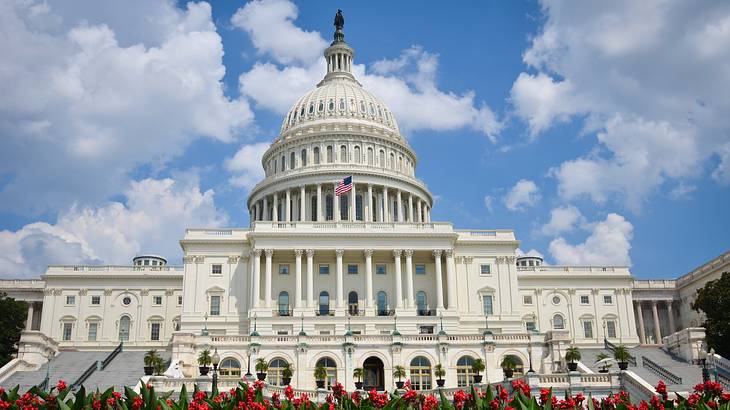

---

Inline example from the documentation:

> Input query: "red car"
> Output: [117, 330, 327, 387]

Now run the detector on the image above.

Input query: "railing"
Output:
[315, 310, 335, 316]
[605, 339, 637, 366]
[641, 356, 682, 384]
[101, 342, 123, 370]
[71, 360, 99, 391]
[48, 265, 183, 272]
[276, 309, 294, 317]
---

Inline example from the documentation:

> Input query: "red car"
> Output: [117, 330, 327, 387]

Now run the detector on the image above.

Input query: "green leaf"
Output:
[72, 385, 86, 410]
[587, 394, 595, 410]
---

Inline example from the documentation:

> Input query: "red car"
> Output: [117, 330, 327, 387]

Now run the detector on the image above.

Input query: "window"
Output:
[328, 99, 334, 111]
[354, 146, 361, 163]
[91, 296, 101, 305]
[151, 323, 160, 341]
[389, 153, 395, 169]
[552, 296, 561, 305]
[525, 321, 536, 332]
[348, 264, 358, 274]
[409, 356, 432, 391]
[290, 152, 295, 169]
[210, 295, 221, 316]
[153, 296, 163, 305]
[416, 291, 428, 315]
[480, 264, 491, 275]
[66, 296, 76, 305]
[311, 196, 318, 221]
[319, 291, 330, 315]
[553, 314, 565, 330]
[319, 264, 330, 275]
[606, 320, 617, 338]
[211, 264, 222, 275]
[316, 357, 337, 388]
[580, 295, 590, 305]
[301, 149, 307, 166]
[376, 264, 387, 275]
[119, 316, 130, 341]
[523, 295, 533, 305]
[583, 321, 594, 338]
[379, 150, 385, 167]
[482, 295, 494, 315]
[339, 98, 345, 110]
[122, 296, 132, 306]
[279, 264, 290, 275]
[144, 260, 149, 266]
[603, 295, 613, 305]
[325, 195, 333, 220]
[314, 147, 320, 164]
[178, 296, 183, 305]
[348, 291, 358, 315]
[340, 194, 349, 220]
[318, 101, 324, 112]
[326, 145, 333, 163]
[340, 145, 347, 162]
[281, 155, 286, 171]
[278, 292, 290, 316]
[456, 356, 475, 388]
[355, 194, 363, 220]
[367, 147, 374, 165]
[220, 358, 241, 377]
[62, 322, 73, 341]
[419, 326, 434, 334]
[415, 264, 426, 275]
[88, 322, 98, 341]
[268, 358, 289, 386]
[377, 291, 388, 315]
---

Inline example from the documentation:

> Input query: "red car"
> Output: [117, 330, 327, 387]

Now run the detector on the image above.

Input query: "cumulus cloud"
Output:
[225, 142, 271, 189]
[540, 205, 584, 236]
[549, 213, 633, 266]
[504, 179, 541, 211]
[0, 176, 228, 279]
[516, 248, 545, 259]
[0, 0, 252, 215]
[483, 196, 494, 212]
[510, 0, 730, 209]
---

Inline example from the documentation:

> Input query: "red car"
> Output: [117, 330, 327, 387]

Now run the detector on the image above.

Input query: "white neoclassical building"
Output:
[1, 13, 725, 394]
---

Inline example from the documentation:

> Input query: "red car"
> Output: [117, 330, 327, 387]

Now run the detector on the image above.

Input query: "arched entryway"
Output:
[363, 356, 384, 391]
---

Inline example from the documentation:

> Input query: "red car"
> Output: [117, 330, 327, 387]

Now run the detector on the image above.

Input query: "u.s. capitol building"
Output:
[1, 12, 724, 394]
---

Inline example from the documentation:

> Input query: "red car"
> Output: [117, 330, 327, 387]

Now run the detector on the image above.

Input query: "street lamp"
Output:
[211, 348, 221, 394]
[699, 349, 710, 383]
[245, 350, 253, 381]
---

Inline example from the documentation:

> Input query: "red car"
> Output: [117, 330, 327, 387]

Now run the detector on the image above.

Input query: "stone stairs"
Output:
[1, 351, 109, 392]
[82, 351, 163, 392]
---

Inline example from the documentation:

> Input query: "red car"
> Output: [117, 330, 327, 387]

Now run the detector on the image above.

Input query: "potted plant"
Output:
[471, 358, 485, 383]
[613, 345, 632, 370]
[596, 352, 612, 373]
[154, 356, 166, 375]
[500, 355, 517, 379]
[353, 367, 364, 390]
[281, 361, 293, 386]
[393, 365, 406, 389]
[255, 358, 269, 381]
[314, 363, 328, 389]
[144, 349, 159, 376]
[565, 346, 581, 372]
[434, 363, 446, 387]
[197, 348, 211, 376]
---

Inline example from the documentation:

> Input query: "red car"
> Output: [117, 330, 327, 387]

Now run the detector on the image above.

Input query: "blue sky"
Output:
[1, 0, 729, 279]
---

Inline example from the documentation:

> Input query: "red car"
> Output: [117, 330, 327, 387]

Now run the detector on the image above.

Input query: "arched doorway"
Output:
[363, 356, 384, 391]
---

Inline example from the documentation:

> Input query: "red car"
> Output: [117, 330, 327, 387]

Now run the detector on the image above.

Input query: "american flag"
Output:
[335, 176, 353, 196]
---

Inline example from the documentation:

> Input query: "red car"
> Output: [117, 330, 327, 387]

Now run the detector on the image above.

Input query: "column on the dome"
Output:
[286, 189, 291, 222]
[433, 250, 444, 310]
[253, 249, 262, 308]
[445, 249, 457, 310]
[426, 206, 431, 223]
[306, 249, 314, 308]
[396, 190, 402, 222]
[364, 249, 373, 312]
[264, 249, 273, 308]
[334, 182, 340, 222]
[248, 251, 255, 309]
[383, 187, 389, 222]
[263, 196, 269, 221]
[377, 192, 384, 222]
[393, 249, 403, 309]
[416, 198, 422, 222]
[272, 193, 277, 222]
[316, 184, 322, 221]
[294, 249, 303, 309]
[300, 186, 306, 221]
[350, 182, 356, 221]
[336, 249, 344, 309]
[408, 194, 413, 222]
[366, 184, 373, 222]
[404, 250, 414, 308]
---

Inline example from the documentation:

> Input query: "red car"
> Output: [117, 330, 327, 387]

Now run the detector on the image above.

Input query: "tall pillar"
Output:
[351, 183, 357, 221]
[366, 185, 373, 222]
[396, 190, 402, 222]
[300, 186, 306, 221]
[408, 194, 413, 222]
[651, 301, 662, 343]
[433, 250, 444, 310]
[377, 193, 384, 222]
[364, 249, 374, 310]
[306, 249, 315, 308]
[417, 199, 422, 222]
[445, 249, 457, 310]
[26, 302, 34, 331]
[404, 250, 414, 308]
[294, 250, 303, 309]
[336, 249, 344, 309]
[393, 249, 403, 309]
[286, 190, 291, 222]
[253, 250, 262, 308]
[265, 196, 270, 222]
[271, 194, 277, 222]
[264, 249, 273, 308]
[334, 182, 340, 222]
[316, 184, 322, 221]
[667, 301, 676, 335]
[383, 187, 389, 222]
[635, 301, 646, 344]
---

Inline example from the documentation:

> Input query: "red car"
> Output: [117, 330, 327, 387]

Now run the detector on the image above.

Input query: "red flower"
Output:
[56, 380, 67, 392]
[721, 393, 730, 402]
[132, 396, 144, 410]
[106, 397, 116, 407]
[694, 383, 705, 393]
[0, 401, 11, 410]
[708, 400, 718, 409]
[284, 385, 294, 401]
[403, 389, 417, 402]
[194, 391, 207, 401]
[253, 380, 265, 391]
[424, 395, 439, 410]
[688, 393, 700, 407]
[499, 386, 509, 400]
[539, 388, 550, 404]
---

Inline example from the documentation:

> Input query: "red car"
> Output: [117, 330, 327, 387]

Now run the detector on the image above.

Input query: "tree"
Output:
[692, 271, 730, 357]
[0, 292, 28, 367]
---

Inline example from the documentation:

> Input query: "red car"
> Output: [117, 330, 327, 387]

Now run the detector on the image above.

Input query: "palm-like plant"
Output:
[565, 346, 581, 363]
[613, 345, 632, 369]
[197, 348, 212, 366]
[472, 358, 486, 373]
[353, 367, 364, 382]
[144, 349, 159, 367]
[255, 358, 269, 373]
[282, 361, 293, 379]
[393, 365, 406, 382]
[596, 352, 612, 372]
[434, 364, 445, 378]
[500, 355, 517, 370]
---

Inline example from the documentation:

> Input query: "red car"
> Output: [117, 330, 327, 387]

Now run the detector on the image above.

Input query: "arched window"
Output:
[360, 100, 366, 113]
[316, 357, 337, 388]
[339, 98, 345, 111]
[456, 356, 475, 387]
[318, 100, 324, 113]
[340, 194, 349, 220]
[311, 196, 318, 221]
[278, 292, 290, 316]
[325, 195, 334, 221]
[367, 147, 374, 165]
[379, 150, 385, 167]
[355, 195, 363, 221]
[301, 149, 307, 166]
[281, 155, 286, 171]
[319, 291, 330, 315]
[326, 146, 333, 163]
[393, 200, 399, 222]
[220, 358, 241, 377]
[371, 195, 378, 222]
[553, 314, 565, 330]
[354, 146, 361, 163]
[314, 147, 320, 164]
[390, 153, 395, 170]
[340, 145, 347, 163]
[409, 356, 432, 390]
[274, 160, 278, 173]
[308, 103, 314, 115]
[118, 315, 131, 341]
[267, 358, 289, 386]
[377, 291, 388, 315]
[290, 152, 295, 169]
[416, 291, 427, 315]
[348, 291, 359, 315]
[398, 156, 403, 171]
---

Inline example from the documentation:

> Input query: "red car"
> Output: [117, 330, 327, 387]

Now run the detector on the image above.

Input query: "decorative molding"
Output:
[443, 249, 453, 258]
[264, 249, 274, 258]
[392, 249, 402, 258]
[165, 289, 175, 296]
[335, 249, 345, 257]
[254, 249, 262, 257]
[363, 249, 373, 258]
[432, 249, 442, 258]
[306, 249, 315, 257]
[183, 256, 195, 264]
[78, 289, 88, 296]
[140, 289, 150, 296]
[104, 289, 113, 296]
[403, 249, 413, 258]
[294, 249, 304, 257]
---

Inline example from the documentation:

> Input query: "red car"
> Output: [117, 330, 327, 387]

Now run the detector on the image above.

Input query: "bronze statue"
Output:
[334, 9, 344, 30]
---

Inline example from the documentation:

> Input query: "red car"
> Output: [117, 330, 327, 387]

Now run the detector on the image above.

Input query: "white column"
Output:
[334, 182, 340, 222]
[364, 249, 373, 309]
[264, 196, 270, 221]
[404, 250, 414, 308]
[426, 206, 431, 222]
[264, 249, 273, 308]
[366, 184, 373, 222]
[26, 302, 34, 331]
[300, 186, 306, 221]
[408, 194, 413, 222]
[285, 189, 291, 222]
[416, 199, 422, 222]
[294, 250, 303, 309]
[377, 192, 384, 222]
[336, 249, 344, 308]
[667, 301, 676, 335]
[306, 249, 315, 308]
[393, 249, 403, 309]
[433, 250, 444, 310]
[271, 194, 277, 222]
[445, 249, 457, 310]
[383, 187, 389, 222]
[396, 190, 402, 222]
[651, 301, 662, 343]
[635, 301, 646, 344]
[351, 183, 356, 221]
[316, 184, 322, 221]
[253, 250, 262, 308]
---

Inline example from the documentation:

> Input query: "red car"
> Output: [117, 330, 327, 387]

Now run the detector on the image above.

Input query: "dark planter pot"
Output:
[436, 379, 445, 387]
[282, 377, 291, 386]
[395, 381, 405, 389]
[599, 369, 609, 373]
[144, 366, 154, 376]
[316, 380, 326, 389]
[257, 372, 267, 381]
[199, 366, 210, 376]
[618, 362, 629, 370]
[567, 362, 578, 372]
[503, 369, 514, 379]
[355, 381, 363, 390]
[473, 374, 483, 384]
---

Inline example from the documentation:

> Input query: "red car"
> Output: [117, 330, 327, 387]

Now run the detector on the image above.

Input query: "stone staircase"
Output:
[1, 351, 109, 392]
[82, 351, 163, 391]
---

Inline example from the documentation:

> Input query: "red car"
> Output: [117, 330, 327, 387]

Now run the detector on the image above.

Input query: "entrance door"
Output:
[363, 356, 384, 391]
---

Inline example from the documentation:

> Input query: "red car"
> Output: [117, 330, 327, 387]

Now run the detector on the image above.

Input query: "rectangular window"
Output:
[480, 264, 491, 275]
[66, 296, 75, 305]
[277, 331, 289, 335]
[91, 295, 101, 305]
[419, 326, 434, 334]
[583, 321, 593, 338]
[88, 323, 97, 341]
[482, 295, 494, 315]
[319, 264, 330, 275]
[62, 323, 73, 341]
[150, 323, 160, 341]
[376, 264, 387, 275]
[415, 264, 426, 275]
[580, 295, 590, 305]
[153, 296, 163, 305]
[347, 264, 358, 274]
[211, 264, 222, 275]
[606, 320, 617, 338]
[603, 295, 613, 304]
[177, 296, 183, 305]
[210, 295, 221, 316]
[525, 321, 536, 332]
[279, 264, 290, 275]
[523, 295, 533, 305]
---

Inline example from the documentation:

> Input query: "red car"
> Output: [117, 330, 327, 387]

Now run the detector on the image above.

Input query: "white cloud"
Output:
[0, 176, 228, 279]
[483, 196, 494, 212]
[540, 205, 584, 236]
[504, 179, 541, 211]
[511, 0, 730, 208]
[549, 213, 633, 266]
[712, 142, 730, 185]
[225, 142, 271, 189]
[0, 0, 252, 215]
[516, 248, 545, 259]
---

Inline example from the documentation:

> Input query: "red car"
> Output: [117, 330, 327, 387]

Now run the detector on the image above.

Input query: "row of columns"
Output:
[250, 183, 431, 224]
[634, 300, 676, 344]
[249, 248, 457, 314]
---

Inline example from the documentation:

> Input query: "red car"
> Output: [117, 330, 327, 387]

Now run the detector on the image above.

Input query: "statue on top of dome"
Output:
[333, 10, 345, 43]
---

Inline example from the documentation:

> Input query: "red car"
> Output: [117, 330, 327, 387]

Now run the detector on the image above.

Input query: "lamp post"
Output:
[245, 350, 253, 381]
[202, 313, 209, 336]
[211, 348, 220, 394]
